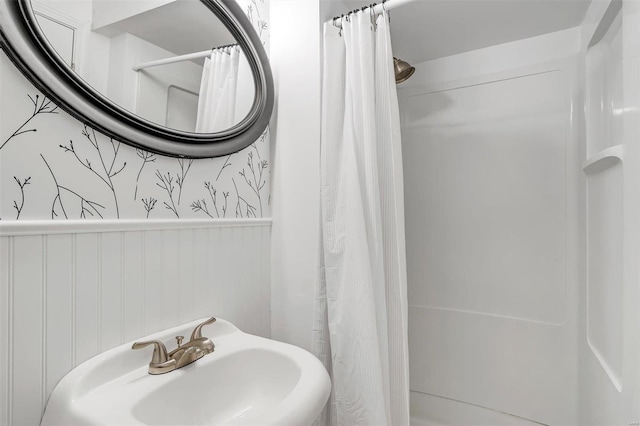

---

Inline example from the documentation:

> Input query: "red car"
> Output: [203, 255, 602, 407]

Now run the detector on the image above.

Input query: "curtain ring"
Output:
[337, 14, 344, 36]
[370, 3, 377, 29]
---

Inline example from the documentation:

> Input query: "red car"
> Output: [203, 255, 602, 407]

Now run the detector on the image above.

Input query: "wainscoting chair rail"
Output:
[0, 218, 272, 236]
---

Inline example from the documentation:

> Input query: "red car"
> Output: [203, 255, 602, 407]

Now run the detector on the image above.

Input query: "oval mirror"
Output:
[0, 0, 273, 158]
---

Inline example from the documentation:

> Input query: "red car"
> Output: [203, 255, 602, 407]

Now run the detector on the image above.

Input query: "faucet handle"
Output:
[132, 340, 177, 374]
[132, 340, 169, 364]
[189, 317, 217, 341]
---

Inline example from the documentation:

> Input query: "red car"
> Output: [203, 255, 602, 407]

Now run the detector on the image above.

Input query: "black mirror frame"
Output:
[0, 0, 274, 158]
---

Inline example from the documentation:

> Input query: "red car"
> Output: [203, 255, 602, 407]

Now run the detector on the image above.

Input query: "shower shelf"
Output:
[582, 145, 624, 174]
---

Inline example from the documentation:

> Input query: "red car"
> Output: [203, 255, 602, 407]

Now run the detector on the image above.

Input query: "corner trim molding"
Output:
[0, 218, 272, 236]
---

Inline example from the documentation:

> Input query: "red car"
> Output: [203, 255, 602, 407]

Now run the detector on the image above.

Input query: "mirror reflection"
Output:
[32, 0, 255, 133]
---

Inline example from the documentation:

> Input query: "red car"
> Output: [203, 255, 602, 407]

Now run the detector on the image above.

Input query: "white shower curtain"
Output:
[313, 9, 410, 426]
[195, 46, 240, 133]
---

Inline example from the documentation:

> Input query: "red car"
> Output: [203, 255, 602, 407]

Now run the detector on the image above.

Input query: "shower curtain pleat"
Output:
[374, 14, 411, 425]
[313, 10, 410, 426]
[195, 47, 240, 133]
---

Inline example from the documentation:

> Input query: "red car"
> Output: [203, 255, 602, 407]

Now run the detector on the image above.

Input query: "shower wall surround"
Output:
[398, 1, 640, 423]
[398, 27, 582, 426]
[0, 0, 270, 220]
[579, 0, 640, 423]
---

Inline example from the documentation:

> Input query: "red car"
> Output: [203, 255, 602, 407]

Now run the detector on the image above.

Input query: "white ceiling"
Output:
[336, 0, 591, 64]
[96, 1, 236, 56]
[100, 0, 592, 64]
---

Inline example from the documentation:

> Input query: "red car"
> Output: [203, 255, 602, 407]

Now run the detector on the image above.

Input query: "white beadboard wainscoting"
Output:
[0, 219, 271, 426]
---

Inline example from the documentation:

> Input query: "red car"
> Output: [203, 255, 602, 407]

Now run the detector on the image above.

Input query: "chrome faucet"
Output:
[132, 317, 217, 375]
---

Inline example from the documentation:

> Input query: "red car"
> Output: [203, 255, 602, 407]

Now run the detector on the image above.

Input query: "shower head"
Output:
[394, 57, 415, 84]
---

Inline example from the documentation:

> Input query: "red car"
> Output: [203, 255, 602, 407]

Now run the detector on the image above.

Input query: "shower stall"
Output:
[390, 0, 640, 424]
[317, 0, 637, 422]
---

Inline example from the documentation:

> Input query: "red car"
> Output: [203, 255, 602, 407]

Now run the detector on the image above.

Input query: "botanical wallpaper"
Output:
[0, 0, 270, 220]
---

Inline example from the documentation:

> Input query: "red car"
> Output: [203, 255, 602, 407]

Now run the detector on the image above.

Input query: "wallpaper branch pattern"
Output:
[40, 154, 106, 219]
[232, 177, 257, 218]
[134, 149, 157, 200]
[176, 158, 194, 205]
[59, 125, 127, 218]
[12, 176, 30, 219]
[142, 197, 157, 218]
[216, 154, 232, 181]
[190, 181, 229, 218]
[0, 94, 58, 151]
[155, 169, 180, 218]
[0, 0, 270, 221]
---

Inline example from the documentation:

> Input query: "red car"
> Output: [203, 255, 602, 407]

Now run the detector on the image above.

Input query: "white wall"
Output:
[268, 0, 358, 357]
[31, 0, 111, 94]
[107, 33, 203, 128]
[269, 0, 322, 352]
[0, 220, 271, 426]
[399, 28, 582, 425]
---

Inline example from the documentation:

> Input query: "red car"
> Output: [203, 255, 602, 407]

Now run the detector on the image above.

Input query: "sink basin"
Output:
[41, 318, 331, 425]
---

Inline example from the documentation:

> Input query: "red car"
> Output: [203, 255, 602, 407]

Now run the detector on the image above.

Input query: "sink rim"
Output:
[131, 346, 305, 425]
[41, 318, 331, 426]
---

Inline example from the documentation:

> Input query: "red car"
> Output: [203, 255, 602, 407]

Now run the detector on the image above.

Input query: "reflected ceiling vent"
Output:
[394, 57, 415, 84]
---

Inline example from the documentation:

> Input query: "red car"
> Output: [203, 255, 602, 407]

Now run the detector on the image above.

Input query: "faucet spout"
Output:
[174, 346, 204, 368]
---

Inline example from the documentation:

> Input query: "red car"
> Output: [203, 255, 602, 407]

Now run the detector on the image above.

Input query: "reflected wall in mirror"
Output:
[31, 0, 255, 134]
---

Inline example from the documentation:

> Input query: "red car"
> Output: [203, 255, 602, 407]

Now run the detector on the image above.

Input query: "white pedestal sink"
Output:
[41, 318, 331, 425]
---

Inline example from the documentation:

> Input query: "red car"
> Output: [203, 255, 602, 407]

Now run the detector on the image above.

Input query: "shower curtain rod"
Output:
[328, 0, 414, 27]
[132, 43, 238, 71]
